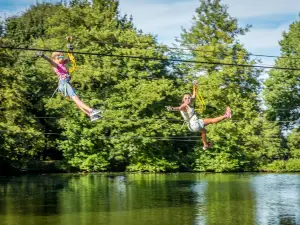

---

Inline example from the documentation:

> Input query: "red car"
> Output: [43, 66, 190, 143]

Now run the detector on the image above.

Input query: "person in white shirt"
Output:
[167, 81, 231, 150]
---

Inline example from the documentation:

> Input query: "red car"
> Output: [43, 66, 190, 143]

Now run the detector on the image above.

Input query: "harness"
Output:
[180, 106, 197, 131]
[51, 36, 76, 99]
[180, 105, 206, 132]
[51, 75, 71, 98]
[66, 36, 76, 73]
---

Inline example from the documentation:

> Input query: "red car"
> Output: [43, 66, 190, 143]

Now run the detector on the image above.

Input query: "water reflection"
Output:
[252, 174, 300, 225]
[192, 174, 256, 225]
[0, 173, 300, 225]
[192, 179, 208, 225]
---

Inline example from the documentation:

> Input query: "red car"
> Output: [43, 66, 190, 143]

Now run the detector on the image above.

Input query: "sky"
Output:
[1, 0, 300, 67]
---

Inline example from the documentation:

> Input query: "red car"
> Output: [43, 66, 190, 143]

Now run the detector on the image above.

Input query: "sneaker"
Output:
[203, 142, 212, 151]
[90, 114, 102, 122]
[90, 109, 102, 117]
[224, 107, 232, 119]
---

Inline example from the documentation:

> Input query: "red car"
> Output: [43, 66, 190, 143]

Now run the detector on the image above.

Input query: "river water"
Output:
[0, 173, 299, 225]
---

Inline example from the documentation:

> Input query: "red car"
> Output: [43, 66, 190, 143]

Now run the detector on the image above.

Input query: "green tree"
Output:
[176, 0, 281, 172]
[4, 2, 64, 46]
[287, 129, 300, 159]
[263, 18, 300, 168]
[1, 0, 289, 173]
[1, 0, 195, 172]
[0, 38, 45, 172]
[264, 20, 300, 132]
[20, 0, 184, 172]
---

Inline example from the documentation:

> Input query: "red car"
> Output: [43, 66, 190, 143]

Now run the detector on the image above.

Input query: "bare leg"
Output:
[78, 106, 91, 116]
[72, 96, 92, 116]
[203, 115, 227, 126]
[201, 129, 208, 146]
[204, 107, 231, 126]
[200, 107, 231, 149]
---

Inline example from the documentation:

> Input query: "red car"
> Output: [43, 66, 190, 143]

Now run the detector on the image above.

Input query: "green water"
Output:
[0, 173, 300, 225]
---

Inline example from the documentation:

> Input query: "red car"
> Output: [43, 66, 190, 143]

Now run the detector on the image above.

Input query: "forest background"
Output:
[0, 0, 299, 173]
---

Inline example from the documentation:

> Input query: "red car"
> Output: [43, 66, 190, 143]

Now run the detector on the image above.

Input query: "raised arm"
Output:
[63, 55, 71, 65]
[36, 51, 58, 68]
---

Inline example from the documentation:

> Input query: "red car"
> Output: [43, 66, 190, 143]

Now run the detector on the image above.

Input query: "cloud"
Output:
[223, 0, 300, 19]
[118, 0, 298, 67]
[1, 0, 59, 5]
[1, 0, 297, 66]
[118, 0, 198, 45]
[0, 9, 23, 19]
[239, 22, 291, 50]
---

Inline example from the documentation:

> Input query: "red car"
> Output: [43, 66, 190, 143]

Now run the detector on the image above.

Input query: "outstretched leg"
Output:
[78, 106, 91, 116]
[200, 129, 212, 150]
[200, 107, 231, 150]
[201, 129, 208, 146]
[203, 107, 231, 126]
[72, 95, 92, 116]
[64, 83, 93, 115]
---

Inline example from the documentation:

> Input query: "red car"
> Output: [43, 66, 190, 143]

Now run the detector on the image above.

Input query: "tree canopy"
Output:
[0, 0, 298, 173]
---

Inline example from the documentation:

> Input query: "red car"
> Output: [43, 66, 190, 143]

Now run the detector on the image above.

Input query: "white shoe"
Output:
[90, 109, 102, 117]
[90, 114, 102, 122]
[203, 142, 212, 150]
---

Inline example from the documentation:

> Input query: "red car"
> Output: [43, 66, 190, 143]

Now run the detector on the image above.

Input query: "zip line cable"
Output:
[90, 40, 300, 61]
[29, 116, 298, 123]
[1, 136, 284, 145]
[36, 35, 300, 61]
[0, 45, 286, 70]
[1, 47, 298, 133]
[0, 55, 278, 80]
[3, 32, 296, 61]
[4, 55, 285, 72]
[3, 54, 300, 88]
[2, 45, 300, 71]
[3, 112, 298, 124]
[0, 130, 283, 141]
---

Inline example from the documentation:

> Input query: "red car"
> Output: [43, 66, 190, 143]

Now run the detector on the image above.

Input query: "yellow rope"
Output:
[66, 36, 76, 74]
[195, 86, 206, 114]
[67, 52, 76, 73]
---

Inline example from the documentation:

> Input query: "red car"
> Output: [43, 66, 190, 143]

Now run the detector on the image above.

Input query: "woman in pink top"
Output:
[37, 51, 101, 121]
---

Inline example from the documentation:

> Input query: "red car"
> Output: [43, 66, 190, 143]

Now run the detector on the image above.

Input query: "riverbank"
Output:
[2, 158, 300, 175]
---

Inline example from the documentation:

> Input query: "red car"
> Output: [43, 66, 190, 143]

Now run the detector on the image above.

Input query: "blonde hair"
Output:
[51, 52, 64, 59]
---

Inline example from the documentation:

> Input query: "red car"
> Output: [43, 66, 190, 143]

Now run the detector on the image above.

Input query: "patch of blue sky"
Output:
[126, 0, 188, 4]
[239, 14, 299, 29]
[249, 48, 279, 64]
[0, 0, 61, 11]
[0, 0, 61, 20]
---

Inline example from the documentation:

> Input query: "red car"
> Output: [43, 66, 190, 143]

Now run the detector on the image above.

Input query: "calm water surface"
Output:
[0, 173, 300, 225]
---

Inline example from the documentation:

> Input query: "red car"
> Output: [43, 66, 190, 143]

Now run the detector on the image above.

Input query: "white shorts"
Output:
[188, 118, 205, 132]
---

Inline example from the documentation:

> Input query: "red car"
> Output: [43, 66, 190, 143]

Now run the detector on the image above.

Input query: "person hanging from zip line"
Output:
[166, 80, 232, 150]
[36, 37, 101, 121]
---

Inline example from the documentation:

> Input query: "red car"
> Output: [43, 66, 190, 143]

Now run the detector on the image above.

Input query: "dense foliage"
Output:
[263, 17, 300, 170]
[0, 0, 298, 173]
